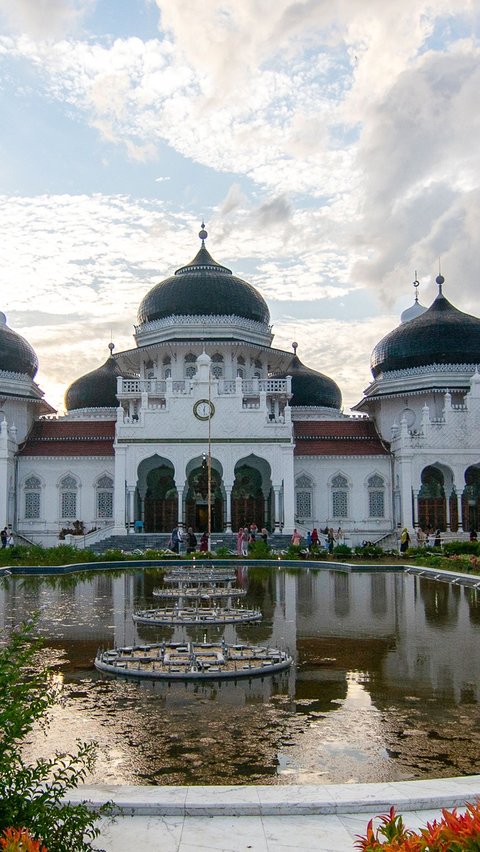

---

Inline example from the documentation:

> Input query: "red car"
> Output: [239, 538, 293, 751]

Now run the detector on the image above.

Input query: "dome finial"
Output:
[436, 258, 444, 295]
[108, 341, 115, 356]
[413, 271, 420, 303]
[292, 341, 298, 355]
[199, 221, 208, 246]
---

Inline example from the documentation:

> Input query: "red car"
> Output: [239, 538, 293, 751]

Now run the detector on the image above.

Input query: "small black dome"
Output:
[138, 243, 270, 327]
[0, 312, 38, 378]
[371, 288, 480, 378]
[273, 353, 342, 409]
[65, 353, 135, 411]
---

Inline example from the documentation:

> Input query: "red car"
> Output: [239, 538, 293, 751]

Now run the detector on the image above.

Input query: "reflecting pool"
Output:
[2, 565, 480, 786]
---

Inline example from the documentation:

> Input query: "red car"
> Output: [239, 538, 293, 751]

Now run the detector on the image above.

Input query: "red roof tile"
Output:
[293, 420, 390, 456]
[18, 419, 115, 457]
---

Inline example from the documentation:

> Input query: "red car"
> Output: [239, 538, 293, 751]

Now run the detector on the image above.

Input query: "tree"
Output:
[0, 619, 106, 851]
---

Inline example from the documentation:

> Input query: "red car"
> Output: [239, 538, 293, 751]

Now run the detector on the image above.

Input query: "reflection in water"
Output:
[2, 566, 480, 785]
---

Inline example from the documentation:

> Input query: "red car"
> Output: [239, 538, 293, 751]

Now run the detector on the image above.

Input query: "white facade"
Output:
[2, 242, 480, 548]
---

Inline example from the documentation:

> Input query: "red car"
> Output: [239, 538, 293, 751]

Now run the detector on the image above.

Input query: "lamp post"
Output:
[207, 369, 212, 552]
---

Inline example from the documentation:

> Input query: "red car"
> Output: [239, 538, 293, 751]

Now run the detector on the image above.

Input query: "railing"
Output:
[118, 377, 290, 397]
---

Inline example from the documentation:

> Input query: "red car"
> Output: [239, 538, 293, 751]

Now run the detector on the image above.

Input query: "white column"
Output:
[456, 490, 463, 531]
[396, 452, 414, 531]
[280, 444, 296, 534]
[113, 444, 127, 533]
[127, 487, 135, 532]
[0, 420, 9, 528]
[224, 485, 232, 532]
[176, 485, 184, 526]
[273, 486, 281, 531]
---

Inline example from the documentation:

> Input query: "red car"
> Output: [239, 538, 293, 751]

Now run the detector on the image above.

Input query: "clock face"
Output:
[193, 399, 215, 420]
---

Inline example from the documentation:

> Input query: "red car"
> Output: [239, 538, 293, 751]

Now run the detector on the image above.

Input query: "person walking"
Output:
[170, 525, 179, 554]
[186, 527, 197, 554]
[291, 528, 301, 546]
[236, 528, 243, 555]
[400, 527, 410, 553]
[241, 527, 249, 556]
[0, 528, 7, 548]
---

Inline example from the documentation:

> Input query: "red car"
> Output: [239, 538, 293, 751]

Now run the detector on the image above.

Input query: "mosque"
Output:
[1, 225, 480, 548]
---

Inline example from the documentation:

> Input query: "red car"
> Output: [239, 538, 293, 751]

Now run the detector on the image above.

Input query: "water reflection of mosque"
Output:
[1, 567, 479, 707]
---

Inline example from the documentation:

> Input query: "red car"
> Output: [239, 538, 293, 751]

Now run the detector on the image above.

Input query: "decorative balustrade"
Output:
[118, 377, 291, 398]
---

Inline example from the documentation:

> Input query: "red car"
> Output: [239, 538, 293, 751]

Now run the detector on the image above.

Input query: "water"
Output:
[2, 565, 479, 786]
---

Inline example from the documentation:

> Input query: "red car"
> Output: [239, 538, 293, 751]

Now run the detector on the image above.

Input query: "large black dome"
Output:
[371, 278, 480, 378]
[137, 239, 270, 327]
[0, 312, 38, 378]
[273, 351, 342, 409]
[65, 350, 135, 411]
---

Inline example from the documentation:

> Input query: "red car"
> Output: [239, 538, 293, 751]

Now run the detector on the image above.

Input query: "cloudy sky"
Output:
[0, 0, 479, 413]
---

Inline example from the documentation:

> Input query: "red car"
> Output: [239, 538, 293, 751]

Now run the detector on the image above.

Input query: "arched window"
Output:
[368, 474, 385, 518]
[162, 355, 171, 380]
[296, 475, 313, 520]
[211, 353, 224, 379]
[145, 358, 155, 380]
[236, 356, 245, 379]
[331, 474, 349, 518]
[60, 475, 78, 520]
[96, 475, 114, 519]
[24, 475, 41, 519]
[184, 353, 197, 379]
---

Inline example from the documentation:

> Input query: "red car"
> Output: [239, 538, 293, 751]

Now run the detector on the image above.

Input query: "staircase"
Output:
[88, 532, 293, 555]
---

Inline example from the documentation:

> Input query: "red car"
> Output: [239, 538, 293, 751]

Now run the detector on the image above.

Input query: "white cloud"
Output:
[0, 0, 93, 39]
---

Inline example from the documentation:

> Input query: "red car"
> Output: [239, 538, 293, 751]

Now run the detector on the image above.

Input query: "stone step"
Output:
[88, 532, 293, 554]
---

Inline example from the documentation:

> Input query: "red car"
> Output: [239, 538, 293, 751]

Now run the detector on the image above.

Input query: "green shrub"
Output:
[332, 543, 352, 556]
[0, 619, 107, 851]
[215, 546, 233, 558]
[443, 539, 480, 556]
[101, 548, 127, 562]
[353, 544, 384, 559]
[248, 539, 271, 559]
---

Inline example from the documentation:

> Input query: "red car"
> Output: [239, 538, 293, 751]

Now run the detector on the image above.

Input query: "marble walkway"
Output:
[69, 775, 480, 851]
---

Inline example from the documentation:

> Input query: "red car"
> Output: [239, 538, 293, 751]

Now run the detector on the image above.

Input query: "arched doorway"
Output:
[142, 462, 177, 533]
[184, 457, 224, 532]
[418, 466, 446, 532]
[232, 458, 271, 532]
[462, 466, 480, 532]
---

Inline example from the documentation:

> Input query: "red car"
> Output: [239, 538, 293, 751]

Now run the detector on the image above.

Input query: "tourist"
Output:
[241, 527, 249, 556]
[306, 530, 312, 551]
[199, 532, 209, 552]
[470, 529, 478, 542]
[6, 531, 14, 547]
[311, 528, 319, 548]
[177, 525, 184, 552]
[261, 528, 268, 543]
[327, 528, 335, 553]
[186, 527, 197, 554]
[291, 528, 301, 546]
[0, 527, 6, 548]
[336, 527, 344, 543]
[400, 527, 410, 552]
[236, 528, 243, 555]
[170, 525, 179, 554]
[416, 527, 426, 547]
[434, 529, 442, 547]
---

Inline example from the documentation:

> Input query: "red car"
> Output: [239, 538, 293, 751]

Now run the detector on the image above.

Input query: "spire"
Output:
[413, 271, 419, 304]
[199, 221, 208, 247]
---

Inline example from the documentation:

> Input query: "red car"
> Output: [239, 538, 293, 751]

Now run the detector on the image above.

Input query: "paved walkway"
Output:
[70, 776, 480, 851]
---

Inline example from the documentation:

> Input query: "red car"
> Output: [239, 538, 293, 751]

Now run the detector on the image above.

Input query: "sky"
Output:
[0, 0, 479, 414]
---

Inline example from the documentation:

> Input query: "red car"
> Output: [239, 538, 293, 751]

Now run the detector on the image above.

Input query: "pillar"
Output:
[224, 485, 232, 532]
[273, 486, 281, 532]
